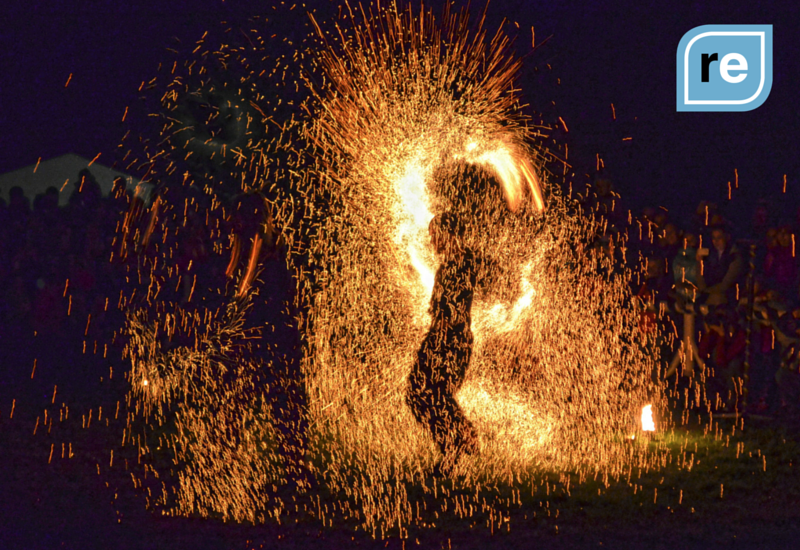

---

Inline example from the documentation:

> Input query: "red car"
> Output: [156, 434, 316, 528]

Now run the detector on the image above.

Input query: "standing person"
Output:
[407, 212, 479, 476]
[245, 197, 311, 491]
[698, 306, 747, 411]
[219, 193, 312, 490]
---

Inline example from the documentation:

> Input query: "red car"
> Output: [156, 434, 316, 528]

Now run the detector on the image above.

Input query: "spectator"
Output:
[692, 200, 717, 235]
[636, 257, 669, 333]
[672, 232, 703, 306]
[771, 306, 800, 416]
[656, 222, 682, 271]
[749, 285, 787, 412]
[764, 225, 798, 301]
[699, 306, 747, 411]
[751, 199, 771, 241]
[703, 226, 743, 306]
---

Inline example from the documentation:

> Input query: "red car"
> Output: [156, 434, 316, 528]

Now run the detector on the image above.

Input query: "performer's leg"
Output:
[437, 392, 477, 457]
[408, 335, 477, 475]
[446, 340, 478, 456]
[407, 350, 444, 446]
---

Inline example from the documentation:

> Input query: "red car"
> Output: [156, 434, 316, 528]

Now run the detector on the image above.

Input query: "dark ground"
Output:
[2, 382, 799, 550]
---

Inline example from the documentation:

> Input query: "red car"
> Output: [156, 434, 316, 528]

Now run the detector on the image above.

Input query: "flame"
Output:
[392, 154, 436, 305]
[641, 404, 655, 432]
[454, 139, 545, 214]
[236, 233, 264, 298]
[473, 261, 536, 337]
[469, 144, 544, 214]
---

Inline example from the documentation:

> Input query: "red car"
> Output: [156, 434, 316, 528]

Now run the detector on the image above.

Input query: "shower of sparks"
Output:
[112, 0, 667, 536]
[117, 11, 319, 524]
[297, 0, 662, 526]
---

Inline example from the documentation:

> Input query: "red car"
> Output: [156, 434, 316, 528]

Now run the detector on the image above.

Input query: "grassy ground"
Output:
[2, 385, 800, 550]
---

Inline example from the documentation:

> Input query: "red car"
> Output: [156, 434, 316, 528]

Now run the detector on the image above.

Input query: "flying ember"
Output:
[117, 0, 665, 534]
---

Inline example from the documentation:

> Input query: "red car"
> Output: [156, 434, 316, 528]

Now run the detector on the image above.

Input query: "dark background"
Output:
[1, 0, 797, 228]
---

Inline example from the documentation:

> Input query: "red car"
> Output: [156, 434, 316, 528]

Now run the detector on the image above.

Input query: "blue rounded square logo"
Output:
[677, 25, 772, 112]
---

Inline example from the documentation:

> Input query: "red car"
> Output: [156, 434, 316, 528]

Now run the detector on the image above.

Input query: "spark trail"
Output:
[297, 0, 662, 526]
[118, 0, 665, 535]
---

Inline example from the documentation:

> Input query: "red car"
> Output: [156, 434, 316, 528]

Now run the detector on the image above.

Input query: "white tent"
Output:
[0, 153, 152, 207]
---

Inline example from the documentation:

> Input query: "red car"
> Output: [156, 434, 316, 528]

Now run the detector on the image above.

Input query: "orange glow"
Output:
[225, 234, 242, 278]
[119, 0, 666, 535]
[641, 404, 655, 432]
[236, 233, 263, 298]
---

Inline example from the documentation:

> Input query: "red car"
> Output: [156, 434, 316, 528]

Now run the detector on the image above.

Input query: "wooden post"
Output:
[740, 240, 758, 412]
[666, 304, 706, 379]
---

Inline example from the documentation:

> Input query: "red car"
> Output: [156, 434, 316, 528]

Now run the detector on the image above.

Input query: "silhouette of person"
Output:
[142, 190, 312, 492]
[243, 197, 311, 490]
[217, 192, 312, 490]
[407, 211, 479, 476]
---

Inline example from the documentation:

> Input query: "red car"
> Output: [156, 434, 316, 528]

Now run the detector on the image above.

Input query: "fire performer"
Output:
[407, 211, 480, 476]
[226, 193, 312, 490]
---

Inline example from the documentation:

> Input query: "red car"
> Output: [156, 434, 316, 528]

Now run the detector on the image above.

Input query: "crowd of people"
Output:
[2, 168, 799, 419]
[0, 171, 131, 404]
[584, 178, 800, 418]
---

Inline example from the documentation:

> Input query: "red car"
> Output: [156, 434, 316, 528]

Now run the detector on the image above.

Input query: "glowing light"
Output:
[117, 0, 666, 535]
[457, 141, 545, 214]
[458, 380, 553, 457]
[641, 404, 655, 432]
[392, 154, 436, 305]
[302, 0, 659, 489]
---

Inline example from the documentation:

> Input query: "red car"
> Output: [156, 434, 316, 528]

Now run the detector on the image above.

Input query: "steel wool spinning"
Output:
[119, 0, 663, 533]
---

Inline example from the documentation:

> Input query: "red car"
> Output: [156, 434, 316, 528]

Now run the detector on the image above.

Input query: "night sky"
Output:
[1, 0, 798, 229]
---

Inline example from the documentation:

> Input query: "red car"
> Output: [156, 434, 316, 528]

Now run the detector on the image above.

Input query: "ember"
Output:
[119, 0, 664, 534]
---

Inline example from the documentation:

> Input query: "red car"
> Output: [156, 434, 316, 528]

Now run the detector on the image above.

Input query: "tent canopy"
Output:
[0, 153, 152, 207]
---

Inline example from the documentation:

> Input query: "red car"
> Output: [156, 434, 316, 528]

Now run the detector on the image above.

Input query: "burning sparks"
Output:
[114, 0, 664, 536]
[300, 0, 658, 502]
